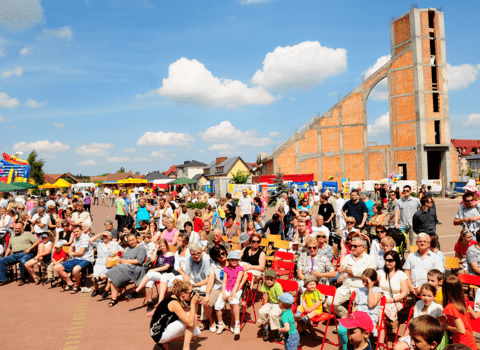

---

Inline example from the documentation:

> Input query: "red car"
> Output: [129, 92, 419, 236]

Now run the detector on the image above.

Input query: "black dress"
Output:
[241, 246, 264, 266]
[150, 296, 180, 343]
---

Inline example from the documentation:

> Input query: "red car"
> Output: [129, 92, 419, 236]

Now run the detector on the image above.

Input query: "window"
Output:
[433, 93, 439, 112]
[429, 33, 436, 56]
[431, 65, 438, 90]
[428, 11, 435, 29]
[215, 167, 224, 173]
[434, 120, 441, 144]
[398, 164, 407, 180]
[204, 169, 210, 175]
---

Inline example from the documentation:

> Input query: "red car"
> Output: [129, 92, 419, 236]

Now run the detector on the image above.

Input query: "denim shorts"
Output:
[62, 259, 91, 272]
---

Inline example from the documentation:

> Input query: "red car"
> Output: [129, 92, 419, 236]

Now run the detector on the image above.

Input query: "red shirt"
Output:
[454, 241, 476, 256]
[194, 218, 203, 233]
[443, 303, 477, 350]
[52, 249, 67, 262]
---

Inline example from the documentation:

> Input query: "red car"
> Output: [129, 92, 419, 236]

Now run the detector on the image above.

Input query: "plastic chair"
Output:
[272, 260, 295, 280]
[273, 240, 291, 250]
[272, 250, 295, 262]
[231, 243, 242, 251]
[267, 234, 281, 242]
[169, 245, 177, 253]
[409, 245, 418, 253]
[310, 284, 340, 350]
[394, 305, 414, 344]
[240, 272, 261, 327]
[231, 236, 239, 243]
[445, 256, 459, 270]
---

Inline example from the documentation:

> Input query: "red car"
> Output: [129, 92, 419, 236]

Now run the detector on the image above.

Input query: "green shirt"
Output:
[116, 198, 126, 216]
[8, 232, 37, 254]
[280, 308, 297, 335]
[261, 281, 283, 304]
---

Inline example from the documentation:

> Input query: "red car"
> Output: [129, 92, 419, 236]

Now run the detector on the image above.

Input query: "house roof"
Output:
[192, 173, 207, 181]
[144, 171, 170, 181]
[163, 165, 178, 176]
[451, 139, 480, 156]
[43, 172, 82, 184]
[176, 160, 207, 169]
[105, 171, 142, 182]
[203, 157, 250, 176]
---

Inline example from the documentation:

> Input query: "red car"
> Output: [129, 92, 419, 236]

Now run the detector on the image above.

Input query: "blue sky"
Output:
[1, 0, 479, 175]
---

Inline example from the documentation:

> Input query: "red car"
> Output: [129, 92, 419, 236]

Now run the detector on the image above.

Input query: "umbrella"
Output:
[38, 183, 55, 189]
[12, 182, 37, 189]
[0, 182, 23, 191]
[52, 178, 72, 188]
[167, 178, 199, 185]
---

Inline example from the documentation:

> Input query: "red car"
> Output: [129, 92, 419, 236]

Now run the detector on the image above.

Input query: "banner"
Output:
[322, 181, 338, 194]
[341, 178, 350, 199]
[261, 185, 269, 215]
[394, 180, 417, 193]
[289, 181, 315, 193]
[421, 179, 442, 192]
[229, 184, 256, 199]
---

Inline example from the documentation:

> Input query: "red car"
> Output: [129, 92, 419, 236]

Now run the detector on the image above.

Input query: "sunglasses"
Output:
[385, 259, 395, 262]
[465, 199, 473, 203]
[347, 222, 355, 224]
[376, 230, 385, 233]
[350, 244, 363, 248]
[308, 247, 318, 250]
[251, 240, 260, 244]
[403, 190, 410, 193]
[317, 235, 326, 239]
[219, 252, 227, 257]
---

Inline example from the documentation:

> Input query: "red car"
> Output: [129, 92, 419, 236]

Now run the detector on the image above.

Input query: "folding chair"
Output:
[272, 250, 294, 262]
[445, 257, 459, 270]
[231, 243, 242, 251]
[409, 245, 418, 253]
[231, 236, 239, 243]
[394, 305, 414, 345]
[267, 234, 281, 242]
[169, 245, 177, 253]
[272, 260, 295, 280]
[274, 240, 291, 250]
[240, 272, 261, 327]
[310, 284, 340, 350]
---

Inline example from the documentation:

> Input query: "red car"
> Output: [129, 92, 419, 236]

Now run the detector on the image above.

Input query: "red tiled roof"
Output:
[163, 165, 178, 176]
[451, 139, 480, 156]
[43, 173, 81, 184]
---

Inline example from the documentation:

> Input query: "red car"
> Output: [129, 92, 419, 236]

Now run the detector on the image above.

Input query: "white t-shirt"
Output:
[378, 270, 408, 299]
[73, 233, 94, 262]
[32, 213, 51, 233]
[134, 187, 139, 195]
[238, 196, 254, 215]
[46, 200, 56, 209]
[142, 241, 155, 258]
[188, 231, 200, 244]
[130, 193, 136, 202]
[311, 225, 330, 239]
[155, 207, 173, 229]
[207, 197, 217, 209]
[0, 215, 12, 231]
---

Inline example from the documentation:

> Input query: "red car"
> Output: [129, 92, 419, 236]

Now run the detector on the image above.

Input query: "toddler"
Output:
[278, 292, 300, 350]
[47, 242, 67, 283]
[258, 269, 284, 342]
[295, 276, 322, 333]
[427, 269, 443, 305]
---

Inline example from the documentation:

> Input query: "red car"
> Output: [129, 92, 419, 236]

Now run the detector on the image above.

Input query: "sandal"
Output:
[70, 286, 81, 294]
[62, 284, 74, 292]
[34, 277, 41, 285]
[108, 299, 118, 307]
[147, 309, 156, 317]
[92, 277, 102, 284]
[198, 322, 206, 331]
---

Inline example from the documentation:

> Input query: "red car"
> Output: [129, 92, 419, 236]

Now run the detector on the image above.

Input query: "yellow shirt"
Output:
[435, 287, 443, 305]
[302, 289, 323, 313]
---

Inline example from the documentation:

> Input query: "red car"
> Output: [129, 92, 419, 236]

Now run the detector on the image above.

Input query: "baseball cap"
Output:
[54, 242, 63, 248]
[40, 233, 50, 238]
[264, 269, 277, 279]
[278, 292, 294, 305]
[227, 251, 240, 260]
[338, 311, 374, 332]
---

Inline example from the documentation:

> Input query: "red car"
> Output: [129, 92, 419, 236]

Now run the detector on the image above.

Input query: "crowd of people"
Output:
[1, 182, 480, 350]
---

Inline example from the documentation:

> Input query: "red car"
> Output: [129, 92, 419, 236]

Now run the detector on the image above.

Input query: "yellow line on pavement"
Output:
[62, 293, 90, 350]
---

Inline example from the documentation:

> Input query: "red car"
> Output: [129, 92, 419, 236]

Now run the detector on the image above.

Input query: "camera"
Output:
[191, 290, 206, 297]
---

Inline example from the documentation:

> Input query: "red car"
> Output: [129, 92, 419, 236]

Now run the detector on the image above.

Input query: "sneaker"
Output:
[126, 290, 138, 300]
[294, 311, 302, 319]
[216, 323, 226, 335]
[262, 327, 269, 341]
[301, 316, 309, 324]
[18, 279, 25, 286]
[146, 302, 155, 314]
[274, 331, 284, 343]
[234, 325, 240, 335]
[209, 323, 217, 333]
[91, 290, 98, 297]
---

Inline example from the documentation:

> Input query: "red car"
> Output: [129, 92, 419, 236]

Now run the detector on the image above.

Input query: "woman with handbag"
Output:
[89, 231, 124, 298]
[377, 250, 408, 346]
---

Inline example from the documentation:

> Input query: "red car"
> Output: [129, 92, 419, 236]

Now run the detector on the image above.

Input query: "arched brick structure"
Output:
[262, 8, 459, 187]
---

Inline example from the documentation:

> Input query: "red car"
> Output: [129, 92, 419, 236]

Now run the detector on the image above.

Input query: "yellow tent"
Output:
[38, 183, 55, 189]
[52, 178, 72, 188]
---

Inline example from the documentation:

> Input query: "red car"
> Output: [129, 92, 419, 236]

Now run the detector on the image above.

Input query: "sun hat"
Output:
[238, 231, 250, 244]
[54, 242, 63, 248]
[264, 269, 277, 279]
[304, 276, 318, 286]
[227, 251, 240, 260]
[300, 207, 309, 213]
[278, 292, 294, 305]
[338, 311, 374, 332]
[40, 233, 50, 238]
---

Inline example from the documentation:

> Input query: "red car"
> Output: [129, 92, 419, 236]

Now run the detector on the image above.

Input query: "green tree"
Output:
[117, 167, 125, 173]
[269, 171, 289, 205]
[27, 150, 45, 185]
[230, 169, 250, 184]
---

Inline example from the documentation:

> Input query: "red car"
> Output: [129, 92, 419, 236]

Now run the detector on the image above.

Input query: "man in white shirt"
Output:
[394, 185, 421, 245]
[93, 187, 99, 205]
[154, 198, 173, 232]
[31, 207, 51, 234]
[134, 186, 139, 200]
[238, 189, 253, 232]
[311, 215, 330, 240]
[327, 236, 375, 318]
[207, 193, 217, 209]
[71, 201, 92, 225]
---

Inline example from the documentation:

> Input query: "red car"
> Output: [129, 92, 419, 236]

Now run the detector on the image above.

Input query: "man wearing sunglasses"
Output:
[341, 189, 368, 231]
[412, 196, 437, 240]
[386, 190, 397, 225]
[328, 237, 375, 318]
[394, 185, 421, 246]
[454, 193, 480, 240]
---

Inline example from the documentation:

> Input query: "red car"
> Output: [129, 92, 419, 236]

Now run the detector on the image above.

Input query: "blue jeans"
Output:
[285, 331, 300, 350]
[0, 252, 34, 282]
[240, 214, 251, 232]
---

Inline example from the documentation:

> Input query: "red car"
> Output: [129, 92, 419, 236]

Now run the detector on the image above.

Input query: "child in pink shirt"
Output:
[215, 250, 245, 336]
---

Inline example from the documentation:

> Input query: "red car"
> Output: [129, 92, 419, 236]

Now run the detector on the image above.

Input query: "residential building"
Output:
[176, 160, 208, 179]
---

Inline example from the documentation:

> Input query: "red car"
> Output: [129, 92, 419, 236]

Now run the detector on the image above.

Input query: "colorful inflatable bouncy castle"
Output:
[0, 153, 31, 183]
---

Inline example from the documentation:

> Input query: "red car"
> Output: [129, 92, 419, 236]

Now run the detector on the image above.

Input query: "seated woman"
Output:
[149, 221, 161, 242]
[224, 215, 241, 242]
[55, 220, 73, 246]
[136, 220, 149, 241]
[184, 222, 200, 245]
[162, 218, 180, 247]
[367, 203, 385, 238]
[89, 231, 123, 298]
[204, 245, 228, 333]
[119, 225, 134, 248]
[369, 226, 395, 269]
[0, 207, 12, 236]
[297, 237, 336, 291]
[24, 232, 54, 284]
[455, 230, 475, 273]
[100, 234, 146, 307]
[239, 233, 266, 281]
[127, 238, 174, 315]
[150, 279, 201, 350]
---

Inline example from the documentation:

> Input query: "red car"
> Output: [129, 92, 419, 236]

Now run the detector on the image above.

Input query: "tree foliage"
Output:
[269, 172, 289, 205]
[117, 167, 125, 173]
[230, 170, 250, 184]
[27, 150, 44, 185]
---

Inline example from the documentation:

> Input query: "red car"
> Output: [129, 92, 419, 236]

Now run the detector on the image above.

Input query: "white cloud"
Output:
[137, 131, 195, 146]
[2, 66, 22, 79]
[463, 114, 480, 127]
[76, 143, 114, 157]
[106, 156, 130, 163]
[43, 26, 73, 40]
[25, 98, 48, 108]
[13, 140, 70, 153]
[41, 154, 57, 159]
[447, 63, 479, 90]
[140, 58, 276, 108]
[363, 55, 391, 101]
[365, 55, 391, 79]
[200, 121, 272, 147]
[198, 149, 207, 154]
[19, 46, 34, 57]
[76, 159, 98, 167]
[151, 150, 168, 159]
[132, 157, 152, 163]
[0, 1, 43, 31]
[269, 131, 280, 137]
[124, 148, 136, 153]
[53, 122, 65, 128]
[241, 0, 274, 3]
[368, 113, 390, 136]
[208, 144, 237, 151]
[252, 41, 347, 92]
[0, 93, 20, 109]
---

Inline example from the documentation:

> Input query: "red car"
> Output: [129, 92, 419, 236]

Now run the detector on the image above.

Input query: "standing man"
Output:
[342, 189, 368, 231]
[386, 190, 397, 225]
[394, 185, 421, 246]
[288, 188, 298, 207]
[115, 191, 128, 233]
[454, 192, 480, 240]
[327, 191, 337, 231]
[93, 187, 99, 206]
[238, 189, 253, 232]
[275, 193, 289, 214]
[412, 196, 437, 238]
[318, 194, 335, 232]
[225, 193, 237, 221]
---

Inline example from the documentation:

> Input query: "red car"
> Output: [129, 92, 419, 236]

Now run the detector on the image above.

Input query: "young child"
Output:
[394, 284, 445, 350]
[441, 275, 478, 350]
[408, 315, 445, 350]
[203, 205, 213, 224]
[176, 205, 190, 233]
[258, 269, 284, 342]
[141, 233, 156, 261]
[427, 269, 443, 305]
[278, 292, 300, 350]
[215, 251, 244, 336]
[338, 311, 374, 350]
[339, 269, 383, 350]
[217, 198, 226, 232]
[193, 209, 203, 233]
[47, 242, 67, 283]
[299, 208, 312, 231]
[198, 230, 208, 249]
[295, 276, 322, 333]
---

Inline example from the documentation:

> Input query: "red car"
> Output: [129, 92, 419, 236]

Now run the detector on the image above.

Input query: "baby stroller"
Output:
[386, 226, 407, 262]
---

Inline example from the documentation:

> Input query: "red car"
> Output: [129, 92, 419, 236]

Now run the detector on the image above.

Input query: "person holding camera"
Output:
[150, 279, 201, 350]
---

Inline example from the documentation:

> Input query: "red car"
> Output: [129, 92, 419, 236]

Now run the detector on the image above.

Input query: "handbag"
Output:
[106, 254, 120, 268]
[125, 214, 134, 227]
[385, 273, 400, 329]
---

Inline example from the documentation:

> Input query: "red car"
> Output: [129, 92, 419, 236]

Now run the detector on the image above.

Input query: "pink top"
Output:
[162, 228, 178, 244]
[225, 265, 244, 292]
